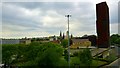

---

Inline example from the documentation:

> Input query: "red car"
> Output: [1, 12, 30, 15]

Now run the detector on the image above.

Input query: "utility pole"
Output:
[65, 15, 71, 68]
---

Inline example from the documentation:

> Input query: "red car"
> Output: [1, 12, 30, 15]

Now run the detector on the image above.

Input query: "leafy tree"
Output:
[78, 48, 92, 66]
[115, 38, 120, 44]
[61, 39, 68, 48]
[64, 49, 69, 62]
[2, 44, 18, 67]
[73, 52, 78, 56]
[31, 38, 36, 42]
[30, 41, 41, 46]
[35, 43, 63, 67]
[110, 34, 120, 45]
[16, 45, 27, 60]
[2, 42, 64, 67]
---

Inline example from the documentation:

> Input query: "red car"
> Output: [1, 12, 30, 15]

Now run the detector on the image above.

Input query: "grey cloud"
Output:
[2, 2, 118, 38]
[2, 2, 96, 38]
[0, 3, 2, 22]
[118, 1, 120, 23]
[2, 3, 44, 31]
[7, 2, 74, 11]
[118, 1, 120, 33]
[109, 3, 118, 24]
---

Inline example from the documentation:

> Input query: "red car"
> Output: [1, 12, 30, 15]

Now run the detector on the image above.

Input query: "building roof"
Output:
[71, 39, 89, 43]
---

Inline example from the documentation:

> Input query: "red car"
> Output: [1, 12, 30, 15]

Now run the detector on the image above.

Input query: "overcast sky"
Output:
[0, 0, 119, 38]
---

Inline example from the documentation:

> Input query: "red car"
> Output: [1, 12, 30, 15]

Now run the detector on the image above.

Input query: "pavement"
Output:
[102, 46, 120, 68]
[106, 58, 120, 68]
[91, 48, 108, 57]
[114, 46, 120, 56]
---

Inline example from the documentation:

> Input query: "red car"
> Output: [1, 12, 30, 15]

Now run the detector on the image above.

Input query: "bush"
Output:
[73, 52, 78, 56]
[61, 39, 68, 48]
[78, 48, 92, 66]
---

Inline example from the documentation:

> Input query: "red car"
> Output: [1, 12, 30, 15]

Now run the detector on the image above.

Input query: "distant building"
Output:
[96, 2, 110, 48]
[65, 31, 72, 39]
[49, 35, 58, 41]
[0, 39, 2, 45]
[70, 39, 91, 49]
[80, 35, 97, 46]
[49, 35, 60, 44]
[2, 39, 31, 44]
[19, 39, 31, 44]
[2, 39, 20, 44]
[65, 31, 68, 39]
[49, 37, 54, 41]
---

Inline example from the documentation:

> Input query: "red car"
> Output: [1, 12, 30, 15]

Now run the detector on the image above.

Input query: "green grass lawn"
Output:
[70, 56, 108, 67]
[91, 60, 107, 67]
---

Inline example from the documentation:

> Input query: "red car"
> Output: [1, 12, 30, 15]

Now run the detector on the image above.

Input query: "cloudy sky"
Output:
[0, 0, 119, 38]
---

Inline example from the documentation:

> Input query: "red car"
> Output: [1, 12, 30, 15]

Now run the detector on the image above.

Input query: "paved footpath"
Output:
[106, 58, 120, 68]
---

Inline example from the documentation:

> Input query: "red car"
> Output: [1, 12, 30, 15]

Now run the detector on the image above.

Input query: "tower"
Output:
[65, 31, 68, 39]
[96, 2, 110, 48]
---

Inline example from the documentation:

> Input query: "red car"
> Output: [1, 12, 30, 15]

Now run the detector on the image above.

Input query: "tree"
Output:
[110, 34, 120, 45]
[64, 49, 69, 62]
[2, 42, 64, 67]
[61, 39, 68, 48]
[35, 43, 63, 67]
[78, 48, 92, 66]
[2, 44, 18, 67]
[115, 38, 120, 44]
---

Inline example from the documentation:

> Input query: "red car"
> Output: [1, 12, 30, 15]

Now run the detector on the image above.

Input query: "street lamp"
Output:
[65, 15, 71, 68]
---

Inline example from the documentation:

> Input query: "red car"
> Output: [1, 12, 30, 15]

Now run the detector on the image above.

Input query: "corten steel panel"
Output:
[96, 2, 110, 48]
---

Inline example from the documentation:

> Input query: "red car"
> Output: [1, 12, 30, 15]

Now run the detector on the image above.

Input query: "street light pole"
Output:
[65, 15, 71, 68]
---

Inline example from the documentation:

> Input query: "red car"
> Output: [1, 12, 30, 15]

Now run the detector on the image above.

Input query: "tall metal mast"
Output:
[65, 15, 71, 68]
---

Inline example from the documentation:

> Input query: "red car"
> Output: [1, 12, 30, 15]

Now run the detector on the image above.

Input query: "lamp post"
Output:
[65, 15, 71, 68]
